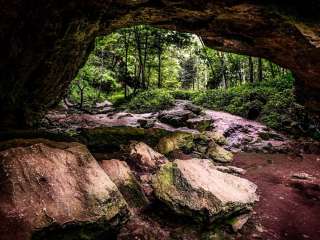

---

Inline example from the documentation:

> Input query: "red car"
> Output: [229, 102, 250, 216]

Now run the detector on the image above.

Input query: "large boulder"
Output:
[0, 140, 129, 240]
[152, 159, 258, 223]
[127, 141, 168, 172]
[100, 159, 149, 208]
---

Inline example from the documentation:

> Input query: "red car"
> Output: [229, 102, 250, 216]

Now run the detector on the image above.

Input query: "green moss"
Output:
[157, 132, 194, 154]
[118, 180, 149, 208]
[125, 89, 175, 113]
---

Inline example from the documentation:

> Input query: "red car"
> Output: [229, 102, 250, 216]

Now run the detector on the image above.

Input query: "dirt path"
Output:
[234, 153, 320, 240]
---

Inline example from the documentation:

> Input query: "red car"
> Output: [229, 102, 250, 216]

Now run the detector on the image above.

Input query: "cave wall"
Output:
[0, 0, 320, 129]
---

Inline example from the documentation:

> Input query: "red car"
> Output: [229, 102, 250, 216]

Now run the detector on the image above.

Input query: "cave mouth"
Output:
[59, 25, 316, 139]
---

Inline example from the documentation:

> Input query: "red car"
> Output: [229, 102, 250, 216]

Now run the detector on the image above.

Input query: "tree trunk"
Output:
[157, 32, 162, 88]
[248, 56, 254, 83]
[269, 61, 275, 78]
[218, 52, 227, 89]
[258, 57, 263, 82]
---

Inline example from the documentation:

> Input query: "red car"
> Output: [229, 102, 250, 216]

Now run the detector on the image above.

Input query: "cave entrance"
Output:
[60, 25, 308, 135]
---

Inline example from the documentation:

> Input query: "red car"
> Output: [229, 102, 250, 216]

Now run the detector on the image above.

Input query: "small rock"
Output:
[184, 103, 202, 115]
[229, 214, 251, 232]
[291, 172, 315, 180]
[186, 117, 213, 131]
[202, 131, 227, 145]
[137, 118, 156, 128]
[95, 100, 112, 108]
[255, 224, 265, 233]
[207, 142, 233, 163]
[215, 166, 247, 175]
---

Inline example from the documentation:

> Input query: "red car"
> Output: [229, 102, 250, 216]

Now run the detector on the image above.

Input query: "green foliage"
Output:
[126, 89, 175, 113]
[170, 89, 198, 100]
[193, 76, 319, 138]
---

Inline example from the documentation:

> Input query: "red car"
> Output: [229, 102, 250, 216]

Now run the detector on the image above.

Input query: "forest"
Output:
[68, 25, 318, 139]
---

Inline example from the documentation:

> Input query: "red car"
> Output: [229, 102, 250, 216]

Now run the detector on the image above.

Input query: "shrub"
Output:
[170, 89, 198, 100]
[126, 89, 175, 113]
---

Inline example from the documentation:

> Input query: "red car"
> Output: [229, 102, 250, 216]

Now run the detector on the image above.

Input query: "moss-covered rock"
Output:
[207, 142, 233, 163]
[152, 159, 258, 224]
[157, 132, 195, 155]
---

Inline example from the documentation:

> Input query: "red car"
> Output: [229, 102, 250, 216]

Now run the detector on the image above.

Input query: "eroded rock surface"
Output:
[126, 141, 168, 172]
[0, 140, 129, 240]
[152, 158, 258, 223]
[100, 159, 149, 208]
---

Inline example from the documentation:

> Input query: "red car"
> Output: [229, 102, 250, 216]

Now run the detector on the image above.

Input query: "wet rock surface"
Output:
[0, 139, 129, 240]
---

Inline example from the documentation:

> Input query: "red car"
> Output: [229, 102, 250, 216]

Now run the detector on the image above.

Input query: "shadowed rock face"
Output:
[1, 1, 320, 128]
[0, 140, 129, 240]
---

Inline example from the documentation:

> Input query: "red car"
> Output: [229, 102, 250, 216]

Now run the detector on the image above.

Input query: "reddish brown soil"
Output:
[234, 153, 320, 240]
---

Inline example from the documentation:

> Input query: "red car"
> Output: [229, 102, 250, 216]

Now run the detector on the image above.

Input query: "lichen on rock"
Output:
[152, 159, 258, 224]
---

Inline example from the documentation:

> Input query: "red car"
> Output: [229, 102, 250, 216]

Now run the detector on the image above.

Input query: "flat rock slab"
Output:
[152, 158, 258, 223]
[0, 139, 129, 240]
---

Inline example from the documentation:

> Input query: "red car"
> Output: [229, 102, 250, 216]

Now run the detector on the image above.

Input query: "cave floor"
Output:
[233, 153, 320, 240]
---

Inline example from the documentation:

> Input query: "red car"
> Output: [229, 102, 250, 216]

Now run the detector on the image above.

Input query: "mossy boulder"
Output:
[207, 142, 233, 163]
[157, 132, 195, 155]
[152, 159, 258, 224]
[201, 131, 228, 146]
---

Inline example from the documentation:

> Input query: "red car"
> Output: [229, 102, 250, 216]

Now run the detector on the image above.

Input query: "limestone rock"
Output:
[100, 159, 149, 208]
[207, 142, 234, 163]
[215, 166, 247, 175]
[152, 159, 258, 223]
[128, 141, 168, 172]
[157, 132, 194, 155]
[158, 109, 196, 127]
[202, 131, 228, 145]
[186, 117, 213, 132]
[185, 103, 202, 115]
[0, 140, 129, 240]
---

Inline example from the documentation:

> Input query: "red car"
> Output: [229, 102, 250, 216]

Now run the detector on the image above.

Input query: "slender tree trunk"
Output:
[157, 32, 162, 88]
[142, 33, 149, 89]
[269, 61, 275, 78]
[124, 31, 129, 98]
[134, 26, 143, 89]
[198, 36, 215, 78]
[218, 52, 227, 89]
[258, 58, 263, 82]
[77, 85, 85, 109]
[248, 56, 254, 83]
